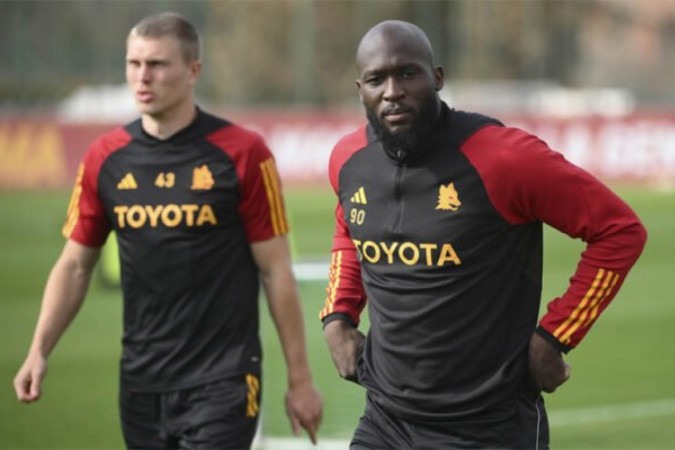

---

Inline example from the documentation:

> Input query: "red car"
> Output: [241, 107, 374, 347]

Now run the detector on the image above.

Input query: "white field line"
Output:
[549, 397, 675, 427]
[253, 437, 348, 450]
[293, 260, 329, 281]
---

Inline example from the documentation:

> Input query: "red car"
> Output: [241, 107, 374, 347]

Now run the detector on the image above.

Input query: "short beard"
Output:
[366, 93, 440, 160]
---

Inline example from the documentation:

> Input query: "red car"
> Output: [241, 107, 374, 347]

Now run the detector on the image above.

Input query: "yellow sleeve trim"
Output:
[320, 250, 343, 319]
[62, 163, 85, 238]
[553, 268, 620, 345]
[259, 158, 288, 236]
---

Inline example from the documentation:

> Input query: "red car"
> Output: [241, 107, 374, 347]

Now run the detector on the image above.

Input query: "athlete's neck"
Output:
[141, 103, 198, 140]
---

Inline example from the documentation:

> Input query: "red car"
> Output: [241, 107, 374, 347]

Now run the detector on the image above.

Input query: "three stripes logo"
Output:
[350, 187, 367, 204]
[553, 268, 620, 345]
[117, 173, 138, 190]
[259, 158, 289, 236]
[62, 163, 85, 238]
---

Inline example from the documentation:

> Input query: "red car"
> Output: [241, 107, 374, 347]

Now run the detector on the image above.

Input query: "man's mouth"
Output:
[136, 91, 154, 103]
[383, 107, 413, 124]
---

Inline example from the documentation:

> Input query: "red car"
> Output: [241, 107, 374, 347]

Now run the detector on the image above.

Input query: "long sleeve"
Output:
[319, 127, 369, 327]
[319, 202, 367, 326]
[463, 125, 648, 352]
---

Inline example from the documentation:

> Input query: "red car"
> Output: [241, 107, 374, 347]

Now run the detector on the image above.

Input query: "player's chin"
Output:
[386, 123, 414, 136]
[135, 101, 160, 115]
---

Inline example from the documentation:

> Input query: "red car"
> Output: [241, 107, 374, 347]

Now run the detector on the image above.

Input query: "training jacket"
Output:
[320, 102, 647, 422]
[63, 108, 288, 391]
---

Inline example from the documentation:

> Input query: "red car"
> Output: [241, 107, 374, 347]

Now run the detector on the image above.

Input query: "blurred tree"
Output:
[0, 0, 673, 112]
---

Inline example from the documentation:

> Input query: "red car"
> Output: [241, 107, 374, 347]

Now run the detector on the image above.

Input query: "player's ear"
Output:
[434, 66, 444, 91]
[356, 80, 364, 104]
[189, 60, 202, 85]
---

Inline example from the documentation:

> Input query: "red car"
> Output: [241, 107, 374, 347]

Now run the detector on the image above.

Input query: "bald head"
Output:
[356, 20, 435, 71]
[353, 20, 444, 160]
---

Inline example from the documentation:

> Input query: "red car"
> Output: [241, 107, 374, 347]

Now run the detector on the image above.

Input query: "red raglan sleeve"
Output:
[208, 125, 289, 242]
[464, 126, 647, 352]
[62, 131, 129, 247]
[319, 128, 368, 327]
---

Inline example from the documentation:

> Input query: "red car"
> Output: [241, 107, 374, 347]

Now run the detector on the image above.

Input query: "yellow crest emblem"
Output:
[191, 165, 215, 190]
[436, 182, 461, 211]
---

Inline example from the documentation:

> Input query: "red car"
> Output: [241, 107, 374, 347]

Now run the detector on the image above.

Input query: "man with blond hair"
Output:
[14, 12, 322, 449]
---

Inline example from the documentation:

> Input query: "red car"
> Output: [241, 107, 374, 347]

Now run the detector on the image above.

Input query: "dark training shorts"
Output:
[120, 374, 261, 450]
[350, 390, 549, 450]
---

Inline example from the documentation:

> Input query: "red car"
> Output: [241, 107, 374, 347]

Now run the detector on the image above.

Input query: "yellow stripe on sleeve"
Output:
[320, 250, 342, 318]
[558, 269, 616, 344]
[62, 163, 85, 238]
[259, 158, 288, 236]
[553, 268, 605, 340]
[583, 271, 620, 328]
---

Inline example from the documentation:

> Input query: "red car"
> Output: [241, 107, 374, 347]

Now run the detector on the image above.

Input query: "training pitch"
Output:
[1, 186, 674, 449]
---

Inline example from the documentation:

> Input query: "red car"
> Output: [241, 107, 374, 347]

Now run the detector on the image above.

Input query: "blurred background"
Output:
[1, 1, 674, 449]
[3, 0, 675, 111]
[2, 0, 675, 188]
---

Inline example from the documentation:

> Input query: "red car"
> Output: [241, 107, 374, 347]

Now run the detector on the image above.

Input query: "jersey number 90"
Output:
[350, 208, 366, 225]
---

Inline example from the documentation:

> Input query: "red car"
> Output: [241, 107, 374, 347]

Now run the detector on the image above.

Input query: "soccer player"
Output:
[13, 12, 322, 449]
[320, 20, 647, 449]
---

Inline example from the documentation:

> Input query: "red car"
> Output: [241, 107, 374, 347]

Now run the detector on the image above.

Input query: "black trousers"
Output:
[351, 390, 549, 450]
[120, 374, 261, 450]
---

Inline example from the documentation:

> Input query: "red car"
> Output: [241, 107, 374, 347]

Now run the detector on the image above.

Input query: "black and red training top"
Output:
[320, 103, 647, 422]
[63, 108, 289, 392]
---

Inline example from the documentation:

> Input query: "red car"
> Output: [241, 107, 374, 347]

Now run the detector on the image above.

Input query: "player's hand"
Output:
[13, 353, 48, 403]
[527, 332, 570, 393]
[323, 320, 365, 382]
[285, 380, 323, 445]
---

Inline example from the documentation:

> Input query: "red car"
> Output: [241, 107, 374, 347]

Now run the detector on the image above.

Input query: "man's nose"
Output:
[139, 64, 152, 83]
[383, 77, 404, 101]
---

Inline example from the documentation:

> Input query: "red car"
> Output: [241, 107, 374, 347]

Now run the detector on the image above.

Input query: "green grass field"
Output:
[1, 185, 674, 449]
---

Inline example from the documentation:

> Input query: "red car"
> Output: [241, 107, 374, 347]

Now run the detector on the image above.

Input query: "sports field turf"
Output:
[1, 185, 674, 449]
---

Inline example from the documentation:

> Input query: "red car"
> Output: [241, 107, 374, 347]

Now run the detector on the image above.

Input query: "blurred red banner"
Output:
[1, 110, 674, 189]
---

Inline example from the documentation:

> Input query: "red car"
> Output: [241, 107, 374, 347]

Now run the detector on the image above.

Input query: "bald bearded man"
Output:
[320, 20, 646, 449]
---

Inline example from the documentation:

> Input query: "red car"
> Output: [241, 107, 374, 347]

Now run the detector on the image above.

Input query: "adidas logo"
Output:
[350, 187, 367, 204]
[117, 173, 138, 190]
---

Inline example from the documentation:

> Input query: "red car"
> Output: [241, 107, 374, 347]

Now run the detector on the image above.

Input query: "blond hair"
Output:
[129, 12, 201, 63]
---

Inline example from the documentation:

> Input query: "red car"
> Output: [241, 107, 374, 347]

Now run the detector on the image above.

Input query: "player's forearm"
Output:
[262, 269, 314, 387]
[28, 250, 96, 359]
[539, 211, 647, 351]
